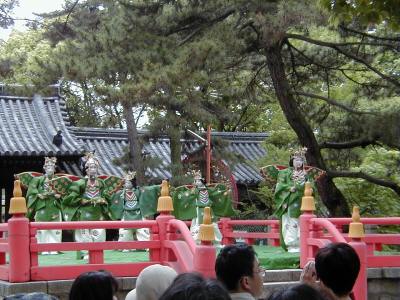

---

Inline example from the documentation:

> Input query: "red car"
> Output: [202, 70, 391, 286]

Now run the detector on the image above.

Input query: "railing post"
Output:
[194, 207, 216, 278]
[348, 206, 367, 300]
[220, 218, 233, 245]
[299, 182, 316, 268]
[156, 180, 174, 263]
[269, 221, 280, 247]
[8, 180, 30, 282]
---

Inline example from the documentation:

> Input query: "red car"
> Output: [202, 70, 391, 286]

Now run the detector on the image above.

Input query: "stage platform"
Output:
[35, 246, 300, 270]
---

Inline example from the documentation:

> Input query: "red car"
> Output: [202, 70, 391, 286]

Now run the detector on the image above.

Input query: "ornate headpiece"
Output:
[290, 147, 307, 162]
[84, 152, 100, 169]
[124, 171, 136, 181]
[44, 157, 57, 167]
[191, 170, 203, 181]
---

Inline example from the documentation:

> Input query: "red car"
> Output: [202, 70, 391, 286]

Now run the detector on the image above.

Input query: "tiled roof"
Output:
[0, 95, 84, 156]
[0, 94, 267, 184]
[73, 128, 268, 185]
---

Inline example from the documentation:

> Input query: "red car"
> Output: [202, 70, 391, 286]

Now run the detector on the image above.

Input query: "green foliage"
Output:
[320, 0, 400, 29]
[335, 148, 400, 216]
[257, 103, 298, 167]
[0, 0, 18, 29]
[0, 29, 55, 86]
[237, 184, 275, 220]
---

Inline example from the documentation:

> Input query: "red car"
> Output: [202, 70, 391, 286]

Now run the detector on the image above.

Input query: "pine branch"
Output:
[286, 33, 400, 89]
[339, 24, 400, 42]
[328, 170, 400, 196]
[63, 0, 80, 33]
[287, 41, 342, 71]
[319, 137, 380, 149]
[295, 91, 374, 115]
[340, 70, 390, 91]
[166, 7, 236, 37]
[287, 33, 397, 49]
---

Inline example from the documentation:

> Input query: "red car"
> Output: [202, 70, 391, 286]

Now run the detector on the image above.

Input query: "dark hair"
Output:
[315, 243, 360, 297]
[130, 177, 137, 188]
[289, 157, 294, 167]
[159, 272, 231, 300]
[215, 244, 257, 291]
[69, 270, 118, 300]
[268, 284, 325, 300]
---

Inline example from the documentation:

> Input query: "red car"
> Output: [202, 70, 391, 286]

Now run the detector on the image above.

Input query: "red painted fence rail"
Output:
[0, 213, 217, 283]
[1, 211, 400, 300]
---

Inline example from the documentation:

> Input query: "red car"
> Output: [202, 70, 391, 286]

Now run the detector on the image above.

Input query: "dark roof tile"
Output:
[74, 127, 267, 185]
[0, 95, 84, 156]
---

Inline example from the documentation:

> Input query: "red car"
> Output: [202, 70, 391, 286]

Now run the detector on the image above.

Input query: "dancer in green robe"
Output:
[262, 148, 324, 252]
[18, 157, 62, 254]
[62, 153, 119, 246]
[110, 171, 150, 249]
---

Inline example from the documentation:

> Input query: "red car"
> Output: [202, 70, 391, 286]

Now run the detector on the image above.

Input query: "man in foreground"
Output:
[215, 244, 265, 300]
[301, 243, 360, 300]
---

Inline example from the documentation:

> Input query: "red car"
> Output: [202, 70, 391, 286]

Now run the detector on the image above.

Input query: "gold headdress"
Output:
[44, 157, 57, 167]
[290, 147, 307, 162]
[84, 152, 100, 169]
[191, 170, 203, 181]
[124, 171, 136, 181]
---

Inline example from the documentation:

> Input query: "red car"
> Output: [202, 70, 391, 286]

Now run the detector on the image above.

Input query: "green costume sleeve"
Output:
[98, 179, 112, 220]
[171, 186, 197, 220]
[208, 184, 236, 217]
[109, 190, 124, 220]
[25, 177, 41, 219]
[62, 179, 85, 221]
[274, 168, 308, 218]
[139, 185, 160, 218]
[274, 169, 294, 218]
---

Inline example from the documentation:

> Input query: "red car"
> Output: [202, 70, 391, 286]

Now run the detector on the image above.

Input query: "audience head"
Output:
[268, 284, 325, 300]
[69, 270, 118, 300]
[159, 272, 231, 300]
[126, 264, 177, 300]
[215, 244, 264, 298]
[315, 243, 360, 297]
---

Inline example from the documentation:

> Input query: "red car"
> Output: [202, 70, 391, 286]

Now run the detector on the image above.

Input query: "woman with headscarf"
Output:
[125, 264, 177, 300]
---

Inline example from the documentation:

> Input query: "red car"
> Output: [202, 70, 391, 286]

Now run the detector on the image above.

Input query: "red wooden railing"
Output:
[2, 180, 400, 300]
[218, 218, 280, 246]
[310, 217, 400, 268]
[0, 213, 216, 282]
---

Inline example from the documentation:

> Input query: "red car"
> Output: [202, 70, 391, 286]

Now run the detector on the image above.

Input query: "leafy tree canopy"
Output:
[321, 0, 400, 29]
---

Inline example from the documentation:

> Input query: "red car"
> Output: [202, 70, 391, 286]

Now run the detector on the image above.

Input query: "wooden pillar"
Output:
[206, 125, 211, 184]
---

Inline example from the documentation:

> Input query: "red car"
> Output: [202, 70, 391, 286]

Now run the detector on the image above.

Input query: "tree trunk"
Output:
[264, 44, 350, 216]
[123, 104, 146, 186]
[167, 111, 184, 186]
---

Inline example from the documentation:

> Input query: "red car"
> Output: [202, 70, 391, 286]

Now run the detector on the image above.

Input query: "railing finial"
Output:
[199, 207, 215, 243]
[300, 182, 315, 212]
[349, 206, 364, 238]
[157, 180, 174, 214]
[9, 180, 27, 215]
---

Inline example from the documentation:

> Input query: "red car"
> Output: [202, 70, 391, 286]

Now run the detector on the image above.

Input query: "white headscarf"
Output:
[125, 264, 177, 300]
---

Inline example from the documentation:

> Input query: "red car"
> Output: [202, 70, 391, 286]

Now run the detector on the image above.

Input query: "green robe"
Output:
[62, 178, 110, 221]
[172, 183, 236, 221]
[26, 176, 61, 221]
[273, 168, 313, 250]
[109, 188, 142, 221]
[274, 168, 310, 219]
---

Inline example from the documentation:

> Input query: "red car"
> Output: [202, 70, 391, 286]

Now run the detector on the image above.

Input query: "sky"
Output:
[0, 0, 65, 40]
